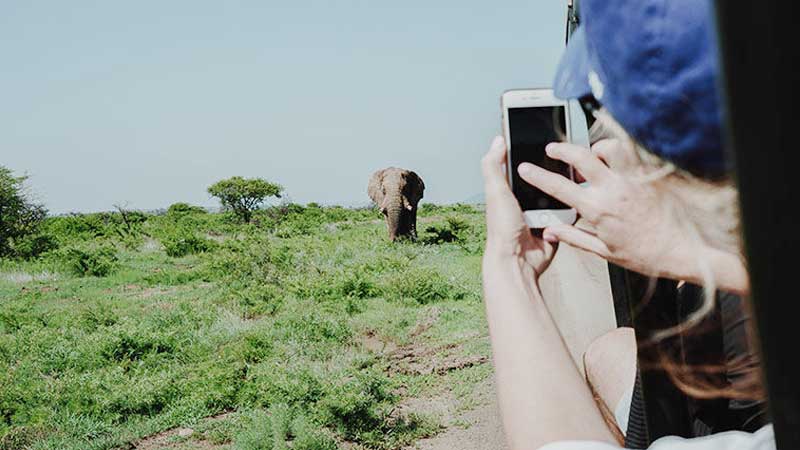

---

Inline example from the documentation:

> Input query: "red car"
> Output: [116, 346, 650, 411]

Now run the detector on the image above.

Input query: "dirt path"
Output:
[409, 378, 508, 450]
[132, 379, 508, 450]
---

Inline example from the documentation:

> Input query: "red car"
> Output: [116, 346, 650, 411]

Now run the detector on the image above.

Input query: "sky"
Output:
[1, 1, 567, 214]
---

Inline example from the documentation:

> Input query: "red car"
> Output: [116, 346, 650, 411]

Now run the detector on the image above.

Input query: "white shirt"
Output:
[538, 425, 775, 450]
[540, 383, 774, 450]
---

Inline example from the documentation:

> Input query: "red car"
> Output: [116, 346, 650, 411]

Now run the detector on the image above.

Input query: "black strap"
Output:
[625, 371, 650, 449]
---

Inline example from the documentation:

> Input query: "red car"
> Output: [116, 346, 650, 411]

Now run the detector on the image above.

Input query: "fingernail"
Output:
[543, 231, 558, 243]
[517, 163, 533, 176]
[545, 143, 557, 155]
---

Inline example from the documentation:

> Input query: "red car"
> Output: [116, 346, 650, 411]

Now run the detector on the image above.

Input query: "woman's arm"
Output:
[481, 137, 618, 450]
[483, 256, 618, 449]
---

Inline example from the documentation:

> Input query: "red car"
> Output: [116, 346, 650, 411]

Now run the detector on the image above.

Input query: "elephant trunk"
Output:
[384, 195, 405, 241]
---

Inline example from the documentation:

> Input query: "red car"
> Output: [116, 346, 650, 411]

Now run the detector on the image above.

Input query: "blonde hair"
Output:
[590, 109, 764, 400]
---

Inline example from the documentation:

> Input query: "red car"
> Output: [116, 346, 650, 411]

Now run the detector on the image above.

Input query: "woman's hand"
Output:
[516, 138, 682, 277]
[482, 136, 556, 278]
[517, 138, 748, 293]
[480, 136, 619, 449]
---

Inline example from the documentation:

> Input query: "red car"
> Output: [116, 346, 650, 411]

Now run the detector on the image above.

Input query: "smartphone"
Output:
[501, 88, 577, 228]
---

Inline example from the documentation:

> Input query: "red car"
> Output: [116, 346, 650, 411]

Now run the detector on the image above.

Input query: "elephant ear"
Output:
[367, 169, 387, 207]
[406, 170, 425, 204]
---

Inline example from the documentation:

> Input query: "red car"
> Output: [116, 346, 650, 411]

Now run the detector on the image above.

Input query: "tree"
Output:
[207, 177, 282, 222]
[0, 166, 48, 257]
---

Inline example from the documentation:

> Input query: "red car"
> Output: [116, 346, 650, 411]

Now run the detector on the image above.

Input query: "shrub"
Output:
[61, 246, 118, 277]
[101, 322, 177, 362]
[317, 370, 395, 444]
[208, 177, 283, 223]
[43, 211, 148, 246]
[291, 413, 338, 450]
[418, 203, 441, 215]
[0, 166, 48, 258]
[383, 267, 467, 304]
[336, 272, 378, 299]
[235, 284, 284, 318]
[419, 203, 477, 217]
[271, 307, 352, 347]
[8, 232, 58, 259]
[274, 220, 316, 238]
[167, 202, 207, 216]
[44, 214, 109, 240]
[231, 407, 337, 450]
[161, 229, 215, 257]
[79, 304, 119, 330]
[420, 217, 471, 245]
[239, 363, 325, 408]
[205, 236, 286, 285]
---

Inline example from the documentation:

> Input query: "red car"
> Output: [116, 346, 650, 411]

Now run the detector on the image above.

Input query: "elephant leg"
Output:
[410, 208, 418, 240]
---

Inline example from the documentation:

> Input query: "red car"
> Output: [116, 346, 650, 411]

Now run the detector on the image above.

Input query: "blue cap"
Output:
[553, 0, 726, 176]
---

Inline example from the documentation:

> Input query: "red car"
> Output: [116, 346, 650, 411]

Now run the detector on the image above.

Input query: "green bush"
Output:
[101, 323, 177, 362]
[205, 235, 288, 285]
[315, 369, 437, 448]
[290, 414, 338, 450]
[8, 232, 59, 259]
[420, 217, 471, 245]
[270, 306, 352, 349]
[235, 284, 284, 318]
[383, 267, 467, 304]
[167, 202, 207, 216]
[418, 203, 441, 215]
[44, 214, 109, 240]
[418, 203, 477, 217]
[286, 269, 380, 303]
[274, 220, 316, 238]
[318, 370, 394, 441]
[61, 245, 118, 277]
[239, 363, 325, 408]
[0, 166, 48, 258]
[161, 229, 215, 257]
[231, 407, 337, 450]
[43, 211, 149, 245]
[336, 272, 379, 299]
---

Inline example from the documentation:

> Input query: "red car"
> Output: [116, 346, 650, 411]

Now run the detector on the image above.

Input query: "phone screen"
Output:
[508, 106, 570, 210]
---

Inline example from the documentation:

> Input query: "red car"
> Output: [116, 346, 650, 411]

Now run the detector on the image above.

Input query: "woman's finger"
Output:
[546, 142, 609, 184]
[481, 136, 511, 194]
[517, 162, 586, 210]
[543, 224, 611, 258]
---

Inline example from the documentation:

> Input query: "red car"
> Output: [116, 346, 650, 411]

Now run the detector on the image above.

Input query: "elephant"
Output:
[367, 167, 425, 241]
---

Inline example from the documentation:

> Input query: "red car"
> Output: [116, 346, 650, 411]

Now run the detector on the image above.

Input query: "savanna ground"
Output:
[0, 203, 498, 450]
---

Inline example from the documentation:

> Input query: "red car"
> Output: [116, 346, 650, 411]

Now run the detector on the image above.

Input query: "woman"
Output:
[481, 0, 773, 448]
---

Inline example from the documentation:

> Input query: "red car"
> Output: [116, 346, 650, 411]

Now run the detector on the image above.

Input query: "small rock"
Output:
[177, 428, 193, 438]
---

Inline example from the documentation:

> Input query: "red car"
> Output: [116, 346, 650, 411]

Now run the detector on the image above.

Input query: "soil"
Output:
[407, 378, 508, 450]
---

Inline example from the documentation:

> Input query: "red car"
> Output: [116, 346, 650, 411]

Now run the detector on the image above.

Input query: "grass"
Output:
[0, 204, 489, 449]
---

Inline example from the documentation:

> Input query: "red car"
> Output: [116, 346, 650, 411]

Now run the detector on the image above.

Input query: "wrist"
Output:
[667, 242, 750, 295]
[697, 245, 750, 295]
[482, 251, 543, 301]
